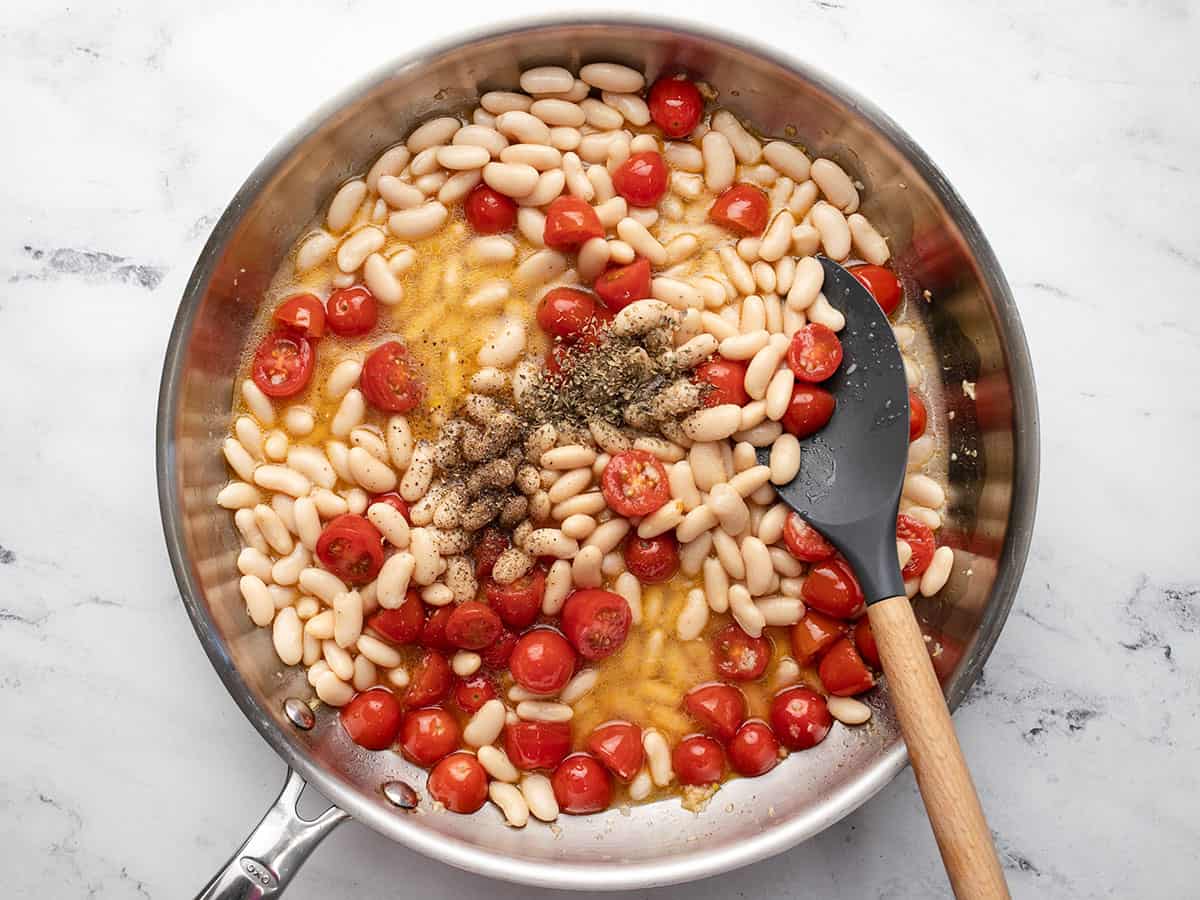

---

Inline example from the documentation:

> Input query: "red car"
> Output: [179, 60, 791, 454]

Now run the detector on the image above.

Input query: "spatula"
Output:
[760, 257, 1009, 899]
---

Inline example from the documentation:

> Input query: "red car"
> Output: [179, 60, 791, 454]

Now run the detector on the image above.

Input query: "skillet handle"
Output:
[196, 768, 349, 900]
[868, 595, 1010, 899]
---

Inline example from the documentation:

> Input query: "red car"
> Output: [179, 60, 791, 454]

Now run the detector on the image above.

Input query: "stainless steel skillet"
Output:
[156, 15, 1039, 896]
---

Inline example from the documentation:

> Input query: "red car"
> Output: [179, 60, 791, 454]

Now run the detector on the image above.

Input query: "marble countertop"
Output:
[2, 0, 1197, 896]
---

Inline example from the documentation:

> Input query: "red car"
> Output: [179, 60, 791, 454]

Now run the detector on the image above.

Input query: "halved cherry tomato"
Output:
[369, 491, 411, 524]
[601, 450, 670, 517]
[273, 293, 325, 339]
[623, 534, 679, 584]
[360, 341, 423, 413]
[647, 76, 704, 138]
[453, 674, 497, 714]
[561, 589, 632, 661]
[712, 625, 771, 681]
[399, 706, 460, 766]
[473, 527, 510, 580]
[909, 390, 927, 441]
[594, 258, 651, 312]
[465, 184, 517, 235]
[315, 514, 383, 585]
[819, 638, 876, 696]
[783, 513, 836, 562]
[586, 722, 644, 781]
[544, 196, 604, 249]
[537, 287, 596, 342]
[420, 606, 455, 652]
[727, 721, 781, 777]
[325, 285, 377, 337]
[552, 754, 613, 814]
[485, 568, 546, 630]
[802, 557, 865, 619]
[853, 618, 881, 669]
[787, 323, 843, 383]
[673, 735, 725, 785]
[781, 385, 836, 437]
[509, 629, 576, 694]
[428, 752, 488, 813]
[848, 264, 902, 316]
[684, 683, 747, 742]
[897, 513, 935, 579]
[505, 720, 573, 771]
[694, 357, 749, 408]
[790, 609, 846, 664]
[366, 589, 424, 645]
[405, 651, 452, 707]
[480, 627, 518, 669]
[770, 687, 832, 751]
[612, 151, 668, 207]
[709, 183, 769, 236]
[444, 600, 502, 651]
[251, 330, 314, 399]
[339, 688, 402, 751]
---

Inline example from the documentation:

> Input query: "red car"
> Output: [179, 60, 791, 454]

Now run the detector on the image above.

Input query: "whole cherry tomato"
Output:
[544, 196, 604, 249]
[485, 568, 546, 630]
[552, 753, 613, 814]
[712, 625, 772, 681]
[505, 720, 573, 770]
[727, 720, 781, 777]
[586, 722, 644, 781]
[399, 706, 460, 766]
[444, 600, 502, 651]
[536, 287, 597, 342]
[251, 330, 314, 399]
[405, 651, 452, 707]
[509, 629, 576, 694]
[781, 385, 836, 437]
[366, 589, 424, 645]
[647, 76, 704, 138]
[593, 258, 651, 312]
[819, 638, 876, 696]
[623, 534, 679, 583]
[787, 323, 844, 383]
[325, 285, 377, 337]
[601, 450, 670, 517]
[801, 558, 865, 619]
[273, 293, 325, 339]
[561, 590, 632, 661]
[709, 183, 769, 235]
[673, 735, 726, 785]
[612, 151, 668, 206]
[783, 513, 836, 562]
[427, 752, 488, 813]
[315, 514, 383, 585]
[360, 341, 423, 413]
[770, 687, 832, 751]
[909, 390, 927, 441]
[465, 184, 517, 234]
[339, 689, 402, 751]
[790, 610, 846, 664]
[694, 357, 749, 408]
[684, 683, 747, 742]
[848, 264, 903, 316]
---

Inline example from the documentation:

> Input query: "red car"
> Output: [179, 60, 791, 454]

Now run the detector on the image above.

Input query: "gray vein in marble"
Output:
[10, 246, 167, 290]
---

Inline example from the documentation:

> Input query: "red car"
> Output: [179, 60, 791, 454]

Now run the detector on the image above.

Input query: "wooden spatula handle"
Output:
[868, 595, 1010, 899]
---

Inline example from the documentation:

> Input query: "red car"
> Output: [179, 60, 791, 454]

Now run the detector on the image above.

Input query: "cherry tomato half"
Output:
[480, 627, 518, 669]
[361, 341, 423, 413]
[694, 357, 750, 408]
[537, 287, 597, 342]
[366, 589, 424, 645]
[853, 618, 881, 669]
[465, 184, 517, 235]
[897, 513, 935, 579]
[399, 706, 460, 766]
[770, 687, 832, 751]
[444, 600, 503, 651]
[273, 293, 325, 339]
[544, 196, 604, 249]
[586, 722, 644, 781]
[561, 589, 632, 661]
[647, 76, 704, 138]
[369, 491, 411, 524]
[818, 638, 876, 696]
[727, 720, 781, 777]
[623, 534, 679, 584]
[712, 624, 772, 681]
[509, 629, 576, 694]
[781, 385, 836, 437]
[251, 330, 314, 399]
[848, 264, 903, 316]
[909, 390, 927, 441]
[787, 323, 844, 383]
[601, 450, 670, 517]
[783, 513, 836, 562]
[505, 720, 573, 771]
[473, 527, 511, 580]
[325, 285, 377, 337]
[684, 683, 747, 742]
[709, 183, 769, 236]
[552, 754, 613, 814]
[790, 610, 846, 664]
[428, 752, 488, 813]
[612, 151, 668, 207]
[801, 557, 865, 619]
[594, 258, 651, 312]
[339, 688, 402, 750]
[673, 735, 726, 786]
[405, 651, 452, 707]
[420, 607, 455, 652]
[315, 514, 383, 585]
[453, 674, 497, 714]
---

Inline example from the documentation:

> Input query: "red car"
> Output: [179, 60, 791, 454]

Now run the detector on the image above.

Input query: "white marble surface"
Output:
[2, 1, 1197, 897]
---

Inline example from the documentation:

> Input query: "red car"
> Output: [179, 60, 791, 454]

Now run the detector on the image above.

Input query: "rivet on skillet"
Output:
[283, 697, 315, 730]
[382, 781, 419, 810]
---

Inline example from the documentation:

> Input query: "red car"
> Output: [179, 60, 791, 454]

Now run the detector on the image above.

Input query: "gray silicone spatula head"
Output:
[758, 257, 910, 602]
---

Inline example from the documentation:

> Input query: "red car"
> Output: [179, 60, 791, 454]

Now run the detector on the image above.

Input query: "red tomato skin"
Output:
[708, 184, 770, 235]
[684, 683, 747, 742]
[543, 196, 604, 249]
[420, 606, 455, 652]
[444, 600, 503, 651]
[593, 258, 651, 312]
[600, 450, 671, 517]
[360, 341, 423, 413]
[325, 285, 378, 337]
[770, 687, 833, 751]
[561, 590, 632, 661]
[586, 722, 644, 781]
[783, 513, 836, 562]
[790, 610, 847, 664]
[509, 629, 577, 694]
[786, 323, 844, 383]
[909, 390, 927, 441]
[274, 293, 326, 339]
[366, 589, 424, 645]
[819, 638, 876, 696]
[727, 720, 781, 777]
[694, 358, 750, 408]
[536, 287, 597, 342]
[339, 689, 403, 750]
[453, 674, 497, 713]
[465, 184, 517, 234]
[369, 491, 411, 523]
[781, 385, 836, 437]
[314, 514, 384, 585]
[647, 77, 704, 138]
[712, 625, 772, 681]
[505, 721, 573, 771]
[405, 651, 452, 707]
[473, 527, 511, 580]
[801, 558, 866, 619]
[485, 568, 546, 629]
[848, 264, 903, 316]
[480, 627, 518, 669]
[612, 152, 669, 206]
[552, 754, 614, 814]
[897, 513, 935, 579]
[623, 534, 680, 584]
[399, 707, 460, 766]
[853, 618, 881, 669]
[673, 735, 726, 785]
[428, 752, 488, 813]
[251, 330, 315, 399]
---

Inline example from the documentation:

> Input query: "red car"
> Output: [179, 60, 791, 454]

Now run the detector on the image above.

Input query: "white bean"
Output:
[454, 123, 509, 156]
[542, 559, 573, 616]
[270, 607, 303, 665]
[386, 202, 448, 241]
[331, 591, 363, 649]
[223, 437, 257, 483]
[769, 434, 802, 484]
[377, 175, 424, 210]
[295, 231, 336, 273]
[791, 221, 821, 257]
[711, 110, 761, 164]
[524, 528, 579, 559]
[702, 556, 731, 613]
[718, 246, 756, 296]
[571, 545, 604, 588]
[708, 483, 750, 535]
[920, 545, 955, 597]
[765, 368, 795, 421]
[728, 585, 765, 637]
[827, 695, 872, 725]
[479, 745, 520, 783]
[601, 91, 650, 126]
[848, 213, 890, 265]
[241, 379, 275, 425]
[743, 333, 789, 399]
[741, 536, 774, 595]
[682, 404, 742, 442]
[810, 158, 859, 213]
[643, 730, 674, 787]
[763, 141, 811, 182]
[759, 211, 795, 262]
[580, 62, 644, 93]
[812, 202, 852, 260]
[904, 473, 946, 508]
[327, 179, 367, 233]
[757, 594, 804, 626]
[520, 65, 574, 94]
[488, 782, 529, 828]
[324, 359, 362, 401]
[356, 633, 402, 669]
[481, 91, 532, 114]
[615, 217, 666, 265]
[702, 131, 736, 192]
[688, 442, 727, 492]
[513, 249, 568, 289]
[808, 293, 846, 332]
[376, 551, 415, 609]
[517, 700, 572, 723]
[347, 446, 396, 493]
[521, 774, 559, 822]
[676, 588, 710, 640]
[668, 460, 703, 511]
[271, 543, 310, 586]
[239, 574, 274, 627]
